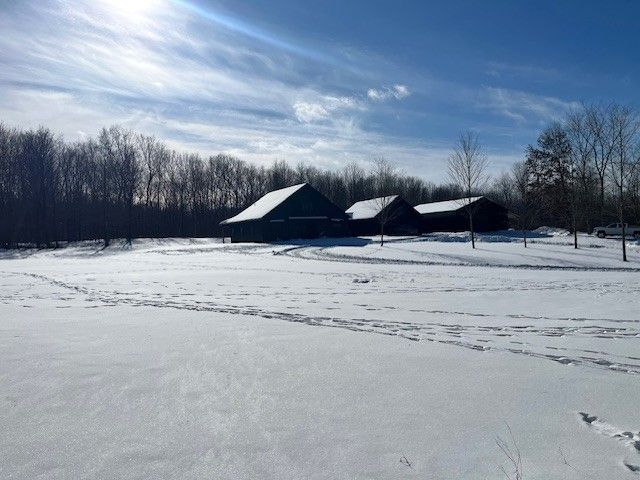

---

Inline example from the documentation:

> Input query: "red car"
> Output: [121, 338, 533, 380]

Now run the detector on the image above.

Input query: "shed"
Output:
[219, 183, 348, 243]
[415, 196, 510, 233]
[346, 195, 423, 236]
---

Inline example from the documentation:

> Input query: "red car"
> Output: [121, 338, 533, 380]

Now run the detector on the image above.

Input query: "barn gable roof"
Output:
[220, 183, 307, 225]
[414, 196, 484, 215]
[346, 195, 399, 220]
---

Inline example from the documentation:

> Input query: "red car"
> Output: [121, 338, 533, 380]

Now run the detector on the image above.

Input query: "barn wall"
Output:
[473, 203, 510, 231]
[348, 218, 381, 236]
[226, 220, 265, 243]
[348, 198, 422, 236]
[420, 200, 510, 233]
[228, 218, 348, 243]
[420, 212, 467, 233]
[386, 200, 423, 235]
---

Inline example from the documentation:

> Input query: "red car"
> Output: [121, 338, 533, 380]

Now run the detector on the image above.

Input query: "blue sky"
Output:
[0, 0, 638, 180]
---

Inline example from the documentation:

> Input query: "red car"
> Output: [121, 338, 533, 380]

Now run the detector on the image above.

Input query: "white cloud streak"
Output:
[478, 87, 579, 124]
[293, 95, 361, 123]
[367, 84, 411, 101]
[0, 0, 572, 180]
[293, 102, 329, 122]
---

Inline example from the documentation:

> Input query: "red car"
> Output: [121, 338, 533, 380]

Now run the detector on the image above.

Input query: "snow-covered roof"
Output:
[414, 196, 484, 215]
[220, 184, 306, 225]
[346, 195, 399, 220]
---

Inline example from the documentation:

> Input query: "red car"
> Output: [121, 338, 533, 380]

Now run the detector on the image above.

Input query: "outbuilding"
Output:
[415, 196, 510, 233]
[219, 183, 348, 243]
[346, 195, 423, 237]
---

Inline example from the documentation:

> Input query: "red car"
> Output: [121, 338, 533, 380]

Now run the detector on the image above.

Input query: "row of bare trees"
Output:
[0, 123, 462, 248]
[3, 102, 638, 253]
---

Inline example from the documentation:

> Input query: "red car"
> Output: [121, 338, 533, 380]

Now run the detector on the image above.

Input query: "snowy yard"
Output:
[1, 231, 640, 479]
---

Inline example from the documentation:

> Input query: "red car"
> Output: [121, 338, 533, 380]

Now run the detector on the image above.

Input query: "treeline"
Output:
[2, 101, 638, 249]
[488, 102, 640, 248]
[0, 123, 459, 247]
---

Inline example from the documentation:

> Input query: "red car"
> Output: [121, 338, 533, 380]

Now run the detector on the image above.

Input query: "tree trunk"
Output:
[620, 180, 627, 262]
[469, 214, 475, 249]
[126, 199, 133, 244]
[380, 222, 384, 246]
[523, 229, 527, 248]
[599, 175, 605, 224]
[102, 167, 109, 247]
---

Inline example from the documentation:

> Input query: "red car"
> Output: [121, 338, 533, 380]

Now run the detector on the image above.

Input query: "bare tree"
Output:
[608, 104, 640, 262]
[447, 131, 489, 248]
[342, 161, 366, 207]
[565, 108, 598, 235]
[0, 123, 20, 247]
[491, 172, 516, 208]
[586, 104, 616, 223]
[268, 159, 296, 191]
[630, 162, 640, 225]
[372, 157, 398, 246]
[511, 161, 537, 247]
[20, 127, 59, 247]
[110, 127, 140, 243]
[96, 127, 116, 246]
[373, 195, 400, 246]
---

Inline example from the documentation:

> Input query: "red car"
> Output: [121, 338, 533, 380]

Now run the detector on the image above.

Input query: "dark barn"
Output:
[415, 196, 510, 233]
[220, 183, 348, 243]
[346, 195, 423, 236]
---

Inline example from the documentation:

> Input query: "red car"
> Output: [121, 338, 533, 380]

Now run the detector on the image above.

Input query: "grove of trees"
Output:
[495, 102, 640, 259]
[1, 101, 639, 254]
[0, 124, 448, 248]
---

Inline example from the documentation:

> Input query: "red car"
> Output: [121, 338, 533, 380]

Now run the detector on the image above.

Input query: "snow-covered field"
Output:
[1, 231, 640, 479]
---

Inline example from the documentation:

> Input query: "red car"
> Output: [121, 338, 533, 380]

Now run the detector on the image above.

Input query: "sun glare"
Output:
[101, 0, 157, 14]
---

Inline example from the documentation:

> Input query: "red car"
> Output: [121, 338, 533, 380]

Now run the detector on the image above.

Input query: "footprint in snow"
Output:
[352, 278, 371, 284]
[579, 411, 640, 473]
[626, 463, 640, 473]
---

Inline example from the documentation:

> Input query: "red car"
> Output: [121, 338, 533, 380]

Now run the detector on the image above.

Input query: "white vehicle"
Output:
[592, 223, 640, 239]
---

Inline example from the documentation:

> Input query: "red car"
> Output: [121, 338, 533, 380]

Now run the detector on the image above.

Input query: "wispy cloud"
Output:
[484, 61, 562, 82]
[478, 86, 579, 124]
[168, 0, 334, 64]
[367, 84, 411, 101]
[0, 0, 580, 179]
[293, 96, 360, 123]
[0, 1, 445, 173]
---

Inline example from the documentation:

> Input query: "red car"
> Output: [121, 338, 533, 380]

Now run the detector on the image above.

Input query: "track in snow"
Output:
[5, 270, 640, 377]
[276, 244, 640, 272]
